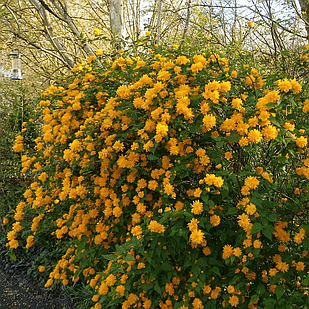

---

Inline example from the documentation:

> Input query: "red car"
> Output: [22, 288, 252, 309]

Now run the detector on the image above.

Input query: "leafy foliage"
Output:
[5, 40, 309, 309]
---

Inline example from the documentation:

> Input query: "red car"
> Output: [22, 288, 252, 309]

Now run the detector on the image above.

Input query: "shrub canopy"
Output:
[7, 45, 309, 309]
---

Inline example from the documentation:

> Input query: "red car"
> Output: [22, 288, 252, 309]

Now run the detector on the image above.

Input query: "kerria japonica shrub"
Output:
[6, 45, 309, 309]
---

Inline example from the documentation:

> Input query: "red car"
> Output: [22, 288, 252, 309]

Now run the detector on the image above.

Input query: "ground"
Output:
[0, 237, 76, 309]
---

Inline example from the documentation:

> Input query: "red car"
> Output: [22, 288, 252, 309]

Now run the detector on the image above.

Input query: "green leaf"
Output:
[262, 298, 276, 308]
[190, 95, 201, 104]
[226, 207, 238, 215]
[268, 213, 278, 222]
[249, 294, 259, 305]
[257, 283, 266, 295]
[251, 222, 262, 234]
[262, 225, 274, 241]
[123, 254, 135, 261]
[276, 285, 285, 300]
[147, 154, 159, 161]
[10, 252, 16, 261]
[102, 254, 117, 261]
[216, 141, 224, 148]
[201, 191, 209, 203]
[154, 282, 161, 294]
[212, 267, 221, 277]
[301, 276, 309, 286]
[227, 133, 241, 142]
[161, 262, 173, 272]
[80, 235, 88, 242]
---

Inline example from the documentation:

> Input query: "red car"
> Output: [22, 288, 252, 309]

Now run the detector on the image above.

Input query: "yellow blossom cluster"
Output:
[7, 46, 309, 309]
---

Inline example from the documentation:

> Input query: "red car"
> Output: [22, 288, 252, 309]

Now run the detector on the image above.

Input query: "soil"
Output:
[0, 237, 76, 309]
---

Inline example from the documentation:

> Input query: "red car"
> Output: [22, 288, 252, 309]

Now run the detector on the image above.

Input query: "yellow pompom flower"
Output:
[262, 125, 278, 141]
[245, 176, 259, 189]
[296, 136, 307, 148]
[210, 214, 220, 227]
[191, 200, 204, 215]
[232, 98, 242, 109]
[190, 229, 205, 244]
[148, 220, 165, 233]
[222, 244, 234, 259]
[277, 79, 292, 92]
[248, 129, 262, 143]
[229, 295, 239, 307]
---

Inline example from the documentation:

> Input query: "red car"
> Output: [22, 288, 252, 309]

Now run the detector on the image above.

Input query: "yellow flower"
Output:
[225, 152, 233, 160]
[190, 229, 205, 244]
[191, 62, 204, 73]
[94, 28, 101, 35]
[137, 263, 145, 269]
[99, 283, 108, 295]
[26, 235, 35, 249]
[228, 295, 239, 307]
[239, 137, 249, 147]
[220, 81, 231, 92]
[237, 213, 251, 230]
[145, 31, 151, 36]
[96, 49, 103, 56]
[232, 98, 242, 109]
[248, 129, 262, 143]
[176, 56, 190, 65]
[262, 125, 278, 141]
[244, 176, 259, 189]
[291, 79, 302, 93]
[248, 21, 254, 28]
[148, 220, 165, 233]
[38, 266, 45, 272]
[269, 268, 278, 277]
[231, 70, 238, 78]
[156, 122, 169, 137]
[253, 239, 262, 248]
[191, 200, 204, 215]
[106, 274, 116, 286]
[131, 225, 143, 236]
[116, 85, 131, 99]
[277, 78, 292, 92]
[245, 203, 256, 215]
[202, 114, 216, 130]
[296, 136, 307, 148]
[295, 261, 305, 271]
[157, 70, 171, 81]
[294, 228, 306, 244]
[276, 261, 289, 272]
[255, 166, 263, 174]
[210, 214, 220, 227]
[222, 244, 233, 259]
[45, 278, 54, 288]
[148, 180, 158, 190]
[283, 122, 295, 131]
[233, 247, 242, 257]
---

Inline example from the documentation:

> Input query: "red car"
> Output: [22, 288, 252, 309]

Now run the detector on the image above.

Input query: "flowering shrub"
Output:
[7, 45, 309, 309]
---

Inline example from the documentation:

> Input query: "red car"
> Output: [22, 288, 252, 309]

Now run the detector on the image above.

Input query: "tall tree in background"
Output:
[109, 0, 124, 48]
[1, 0, 309, 81]
[297, 0, 309, 41]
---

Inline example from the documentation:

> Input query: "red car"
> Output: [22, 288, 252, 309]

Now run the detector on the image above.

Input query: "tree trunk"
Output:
[298, 0, 309, 41]
[109, 0, 123, 46]
[156, 0, 162, 45]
